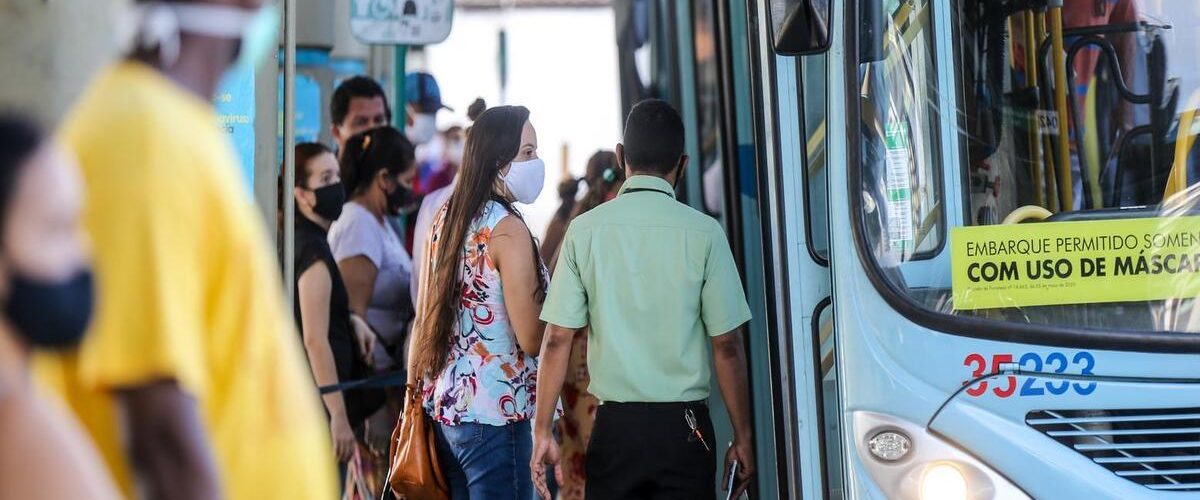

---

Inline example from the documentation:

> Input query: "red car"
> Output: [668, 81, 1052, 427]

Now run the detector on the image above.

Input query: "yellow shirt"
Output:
[37, 62, 336, 499]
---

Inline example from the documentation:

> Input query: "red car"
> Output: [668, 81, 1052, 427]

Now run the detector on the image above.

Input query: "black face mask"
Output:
[311, 182, 345, 221]
[5, 269, 94, 348]
[386, 183, 414, 215]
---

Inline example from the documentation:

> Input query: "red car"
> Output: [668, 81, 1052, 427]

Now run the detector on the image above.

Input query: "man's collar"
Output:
[617, 175, 676, 199]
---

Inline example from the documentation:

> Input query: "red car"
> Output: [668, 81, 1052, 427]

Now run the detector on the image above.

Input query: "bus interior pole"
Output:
[1048, 0, 1073, 212]
[1035, 11, 1060, 211]
[1024, 10, 1044, 208]
[283, 0, 297, 308]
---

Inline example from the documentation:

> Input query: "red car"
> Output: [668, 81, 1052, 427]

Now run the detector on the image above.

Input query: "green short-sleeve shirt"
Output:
[540, 175, 752, 403]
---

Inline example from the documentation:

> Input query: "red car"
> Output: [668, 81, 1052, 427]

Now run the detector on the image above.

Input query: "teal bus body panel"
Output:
[933, 379, 1200, 498]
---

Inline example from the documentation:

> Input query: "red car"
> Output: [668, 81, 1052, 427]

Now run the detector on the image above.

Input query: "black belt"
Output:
[598, 400, 707, 411]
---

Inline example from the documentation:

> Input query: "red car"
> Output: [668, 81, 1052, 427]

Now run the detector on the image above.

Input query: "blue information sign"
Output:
[213, 66, 257, 192]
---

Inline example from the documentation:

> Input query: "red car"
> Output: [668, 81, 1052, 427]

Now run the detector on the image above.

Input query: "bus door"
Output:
[755, 0, 843, 498]
[617, 0, 790, 496]
[826, 0, 1200, 497]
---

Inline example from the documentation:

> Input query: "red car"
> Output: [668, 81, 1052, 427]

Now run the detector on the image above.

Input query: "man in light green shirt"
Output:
[531, 100, 754, 500]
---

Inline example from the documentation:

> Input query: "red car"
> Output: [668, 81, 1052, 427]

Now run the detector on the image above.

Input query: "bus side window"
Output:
[800, 53, 830, 262]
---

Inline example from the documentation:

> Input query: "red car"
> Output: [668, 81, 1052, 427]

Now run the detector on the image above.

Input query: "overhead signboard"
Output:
[350, 0, 454, 45]
[951, 216, 1200, 310]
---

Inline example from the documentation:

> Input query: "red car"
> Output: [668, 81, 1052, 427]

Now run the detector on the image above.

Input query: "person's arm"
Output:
[115, 381, 220, 500]
[491, 216, 546, 356]
[530, 323, 575, 499]
[338, 255, 379, 318]
[700, 225, 755, 496]
[298, 261, 357, 462]
[712, 329, 755, 497]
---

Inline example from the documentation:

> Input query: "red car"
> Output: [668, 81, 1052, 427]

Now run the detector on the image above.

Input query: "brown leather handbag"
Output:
[386, 384, 449, 500]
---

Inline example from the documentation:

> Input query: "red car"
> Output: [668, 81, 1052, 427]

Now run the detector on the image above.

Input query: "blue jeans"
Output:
[434, 420, 534, 500]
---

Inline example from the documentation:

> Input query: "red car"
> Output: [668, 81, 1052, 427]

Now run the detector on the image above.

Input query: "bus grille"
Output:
[1026, 409, 1200, 492]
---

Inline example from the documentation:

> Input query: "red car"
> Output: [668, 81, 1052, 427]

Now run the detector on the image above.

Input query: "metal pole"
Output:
[283, 0, 297, 307]
[1048, 0, 1073, 211]
[1023, 11, 1044, 208]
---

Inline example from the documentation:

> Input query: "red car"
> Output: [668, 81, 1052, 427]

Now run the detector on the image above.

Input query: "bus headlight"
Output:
[868, 430, 912, 461]
[852, 411, 1029, 500]
[920, 462, 968, 500]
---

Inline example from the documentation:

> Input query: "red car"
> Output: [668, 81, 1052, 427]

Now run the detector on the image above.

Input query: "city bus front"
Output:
[808, 0, 1200, 497]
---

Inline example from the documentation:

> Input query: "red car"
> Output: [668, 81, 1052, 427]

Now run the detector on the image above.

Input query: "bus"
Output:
[614, 0, 1200, 497]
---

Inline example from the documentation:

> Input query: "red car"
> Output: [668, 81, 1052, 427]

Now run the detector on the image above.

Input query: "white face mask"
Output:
[447, 140, 465, 165]
[407, 113, 437, 145]
[502, 158, 546, 204]
[135, 2, 278, 74]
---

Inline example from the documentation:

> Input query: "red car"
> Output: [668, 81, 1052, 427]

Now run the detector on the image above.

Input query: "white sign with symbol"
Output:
[350, 0, 454, 45]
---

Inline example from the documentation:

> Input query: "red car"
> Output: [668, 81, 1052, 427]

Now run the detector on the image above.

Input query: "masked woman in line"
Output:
[409, 106, 550, 499]
[0, 116, 118, 499]
[329, 127, 419, 459]
[290, 142, 385, 477]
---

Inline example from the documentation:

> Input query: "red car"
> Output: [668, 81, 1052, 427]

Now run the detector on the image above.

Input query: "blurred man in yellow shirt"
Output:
[37, 1, 336, 499]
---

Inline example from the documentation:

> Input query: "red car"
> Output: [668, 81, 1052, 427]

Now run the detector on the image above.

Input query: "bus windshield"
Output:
[856, 0, 1200, 335]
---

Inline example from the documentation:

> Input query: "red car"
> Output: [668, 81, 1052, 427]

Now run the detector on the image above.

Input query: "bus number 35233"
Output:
[962, 352, 1098, 398]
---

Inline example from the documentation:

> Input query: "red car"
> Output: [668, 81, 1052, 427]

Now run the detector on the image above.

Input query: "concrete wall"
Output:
[0, 0, 131, 127]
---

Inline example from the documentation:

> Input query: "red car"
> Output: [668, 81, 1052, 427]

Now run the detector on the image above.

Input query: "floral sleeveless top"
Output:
[422, 200, 549, 426]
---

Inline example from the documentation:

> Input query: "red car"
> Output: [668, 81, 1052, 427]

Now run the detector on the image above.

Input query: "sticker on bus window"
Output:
[884, 122, 914, 254]
[1035, 110, 1060, 135]
[950, 216, 1200, 310]
[961, 351, 1097, 398]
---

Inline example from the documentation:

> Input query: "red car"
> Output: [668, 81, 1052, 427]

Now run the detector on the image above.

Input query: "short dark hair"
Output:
[621, 99, 684, 175]
[331, 76, 391, 126]
[340, 127, 414, 197]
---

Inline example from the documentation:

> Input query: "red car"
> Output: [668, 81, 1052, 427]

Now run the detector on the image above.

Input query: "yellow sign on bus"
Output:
[951, 216, 1200, 310]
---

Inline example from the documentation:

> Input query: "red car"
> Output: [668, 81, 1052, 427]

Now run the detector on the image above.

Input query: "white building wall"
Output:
[422, 6, 622, 239]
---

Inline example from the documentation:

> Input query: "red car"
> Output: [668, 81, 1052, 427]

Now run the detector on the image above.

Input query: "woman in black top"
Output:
[290, 143, 384, 464]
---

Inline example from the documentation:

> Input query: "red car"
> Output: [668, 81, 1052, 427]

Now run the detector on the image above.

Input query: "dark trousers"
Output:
[585, 401, 716, 500]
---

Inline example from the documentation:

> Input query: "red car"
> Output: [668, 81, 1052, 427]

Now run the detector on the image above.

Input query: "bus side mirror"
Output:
[770, 0, 832, 55]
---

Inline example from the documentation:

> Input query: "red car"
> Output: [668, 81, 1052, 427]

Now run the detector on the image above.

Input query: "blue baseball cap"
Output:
[406, 72, 452, 114]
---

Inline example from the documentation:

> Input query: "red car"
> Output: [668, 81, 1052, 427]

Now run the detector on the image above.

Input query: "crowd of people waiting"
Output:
[0, 1, 756, 499]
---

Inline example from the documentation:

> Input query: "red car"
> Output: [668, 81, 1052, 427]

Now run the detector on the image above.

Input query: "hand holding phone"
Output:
[725, 459, 740, 500]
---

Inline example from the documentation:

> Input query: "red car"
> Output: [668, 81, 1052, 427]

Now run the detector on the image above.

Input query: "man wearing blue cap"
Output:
[404, 71, 452, 145]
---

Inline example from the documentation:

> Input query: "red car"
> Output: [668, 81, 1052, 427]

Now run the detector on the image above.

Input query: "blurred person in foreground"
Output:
[0, 116, 119, 500]
[290, 143, 385, 470]
[408, 105, 550, 499]
[531, 100, 754, 500]
[537, 150, 623, 500]
[35, 1, 336, 498]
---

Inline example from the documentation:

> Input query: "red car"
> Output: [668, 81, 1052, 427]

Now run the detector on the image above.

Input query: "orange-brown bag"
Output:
[386, 384, 449, 500]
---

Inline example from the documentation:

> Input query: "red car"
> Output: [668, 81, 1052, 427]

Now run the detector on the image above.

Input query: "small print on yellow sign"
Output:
[951, 216, 1200, 310]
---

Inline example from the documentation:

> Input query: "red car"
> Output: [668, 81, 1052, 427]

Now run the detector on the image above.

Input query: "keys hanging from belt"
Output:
[684, 408, 710, 451]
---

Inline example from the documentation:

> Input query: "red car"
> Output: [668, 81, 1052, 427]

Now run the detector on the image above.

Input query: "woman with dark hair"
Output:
[541, 150, 623, 274]
[290, 143, 384, 467]
[329, 127, 417, 371]
[0, 116, 117, 498]
[409, 105, 548, 499]
[542, 150, 622, 500]
[328, 127, 417, 458]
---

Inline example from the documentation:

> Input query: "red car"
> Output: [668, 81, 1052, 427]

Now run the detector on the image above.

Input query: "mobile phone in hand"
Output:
[725, 459, 740, 500]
